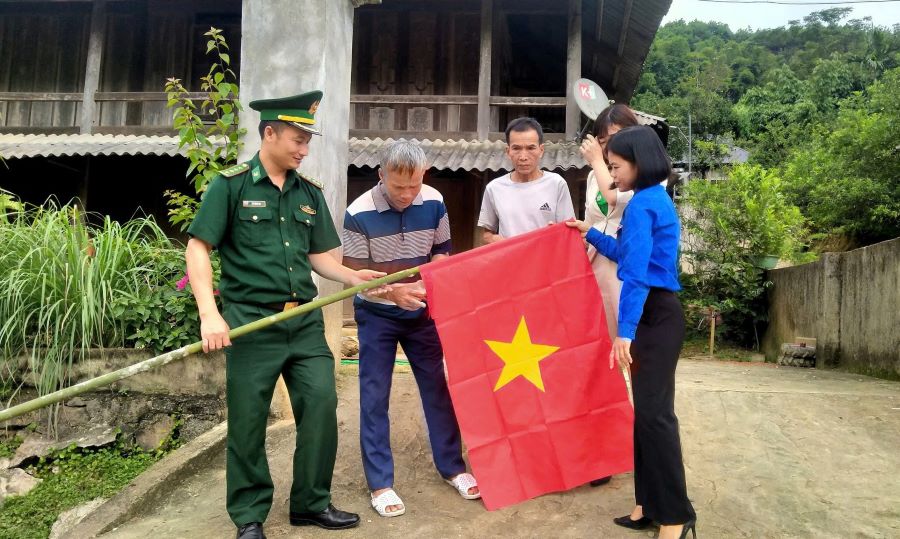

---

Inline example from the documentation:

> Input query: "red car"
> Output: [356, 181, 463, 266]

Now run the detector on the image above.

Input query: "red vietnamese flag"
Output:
[420, 224, 634, 510]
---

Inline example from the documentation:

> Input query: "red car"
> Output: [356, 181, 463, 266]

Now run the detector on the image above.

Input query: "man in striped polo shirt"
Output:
[342, 140, 479, 518]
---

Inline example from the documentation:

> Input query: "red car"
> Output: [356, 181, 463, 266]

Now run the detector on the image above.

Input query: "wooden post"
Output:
[565, 0, 582, 140]
[446, 14, 460, 132]
[80, 156, 91, 211]
[709, 307, 716, 358]
[80, 0, 106, 135]
[476, 0, 493, 140]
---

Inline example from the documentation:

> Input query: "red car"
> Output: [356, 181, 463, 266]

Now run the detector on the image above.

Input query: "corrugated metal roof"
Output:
[350, 137, 587, 172]
[0, 134, 185, 159]
[349, 112, 664, 172]
[3, 109, 666, 171]
[635, 110, 666, 125]
[725, 146, 750, 164]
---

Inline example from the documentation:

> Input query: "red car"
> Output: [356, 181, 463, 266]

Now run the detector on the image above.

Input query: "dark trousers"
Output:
[630, 289, 695, 525]
[223, 303, 338, 527]
[355, 307, 466, 490]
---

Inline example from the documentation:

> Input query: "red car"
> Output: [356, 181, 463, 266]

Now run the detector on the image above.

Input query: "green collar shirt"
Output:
[188, 152, 342, 304]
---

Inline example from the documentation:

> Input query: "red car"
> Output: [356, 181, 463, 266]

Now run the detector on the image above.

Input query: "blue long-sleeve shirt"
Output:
[584, 184, 681, 340]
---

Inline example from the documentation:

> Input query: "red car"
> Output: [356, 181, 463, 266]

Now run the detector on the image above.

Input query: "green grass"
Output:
[0, 444, 155, 539]
[0, 421, 183, 539]
[0, 202, 185, 408]
[681, 337, 764, 362]
[0, 436, 23, 459]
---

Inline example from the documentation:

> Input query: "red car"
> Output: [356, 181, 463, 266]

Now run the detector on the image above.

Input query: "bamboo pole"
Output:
[0, 267, 421, 423]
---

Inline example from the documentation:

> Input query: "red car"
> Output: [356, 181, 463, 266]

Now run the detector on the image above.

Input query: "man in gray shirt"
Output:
[478, 117, 576, 243]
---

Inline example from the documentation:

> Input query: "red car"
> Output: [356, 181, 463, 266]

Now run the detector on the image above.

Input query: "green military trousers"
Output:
[222, 302, 338, 526]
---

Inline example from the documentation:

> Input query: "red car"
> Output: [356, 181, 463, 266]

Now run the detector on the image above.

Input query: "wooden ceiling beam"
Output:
[613, 0, 633, 89]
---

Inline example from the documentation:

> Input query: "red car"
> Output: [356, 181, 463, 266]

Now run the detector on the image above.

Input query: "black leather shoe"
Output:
[613, 514, 655, 530]
[289, 504, 360, 530]
[589, 476, 612, 487]
[236, 522, 266, 539]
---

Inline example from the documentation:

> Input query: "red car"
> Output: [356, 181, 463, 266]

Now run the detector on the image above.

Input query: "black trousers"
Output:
[630, 288, 695, 525]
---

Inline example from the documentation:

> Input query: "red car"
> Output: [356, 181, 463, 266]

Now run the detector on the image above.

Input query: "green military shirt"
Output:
[188, 152, 342, 304]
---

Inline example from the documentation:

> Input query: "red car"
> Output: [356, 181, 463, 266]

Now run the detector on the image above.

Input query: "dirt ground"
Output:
[100, 360, 900, 539]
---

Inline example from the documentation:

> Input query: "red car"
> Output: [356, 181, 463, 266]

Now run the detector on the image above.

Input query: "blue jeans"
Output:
[355, 306, 466, 490]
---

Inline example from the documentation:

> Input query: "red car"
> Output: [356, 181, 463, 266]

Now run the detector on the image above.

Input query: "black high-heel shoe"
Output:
[678, 518, 697, 539]
[613, 514, 655, 530]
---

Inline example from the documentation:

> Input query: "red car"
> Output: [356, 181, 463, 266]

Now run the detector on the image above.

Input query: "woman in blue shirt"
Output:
[567, 126, 696, 539]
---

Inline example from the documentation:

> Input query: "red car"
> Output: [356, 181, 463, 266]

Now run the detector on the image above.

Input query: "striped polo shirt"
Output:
[343, 182, 451, 319]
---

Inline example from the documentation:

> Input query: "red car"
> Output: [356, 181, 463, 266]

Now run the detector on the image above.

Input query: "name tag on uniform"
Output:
[242, 200, 267, 208]
[300, 205, 316, 215]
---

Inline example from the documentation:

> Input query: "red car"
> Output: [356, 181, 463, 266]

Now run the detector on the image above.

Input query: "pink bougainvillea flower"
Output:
[176, 273, 190, 291]
[176, 270, 219, 295]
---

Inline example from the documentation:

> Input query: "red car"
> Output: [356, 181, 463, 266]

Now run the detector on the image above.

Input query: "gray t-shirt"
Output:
[478, 171, 576, 238]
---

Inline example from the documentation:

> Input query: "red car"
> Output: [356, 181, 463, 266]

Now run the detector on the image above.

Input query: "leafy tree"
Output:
[692, 139, 730, 174]
[782, 68, 900, 245]
[807, 56, 867, 114]
[732, 67, 818, 167]
[680, 165, 810, 346]
[633, 9, 899, 247]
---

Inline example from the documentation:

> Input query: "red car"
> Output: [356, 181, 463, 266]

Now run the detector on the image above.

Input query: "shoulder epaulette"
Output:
[299, 172, 324, 190]
[220, 163, 250, 178]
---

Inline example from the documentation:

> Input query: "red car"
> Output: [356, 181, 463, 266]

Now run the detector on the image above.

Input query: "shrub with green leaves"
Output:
[0, 187, 22, 223]
[680, 164, 812, 347]
[164, 26, 244, 231]
[111, 253, 220, 354]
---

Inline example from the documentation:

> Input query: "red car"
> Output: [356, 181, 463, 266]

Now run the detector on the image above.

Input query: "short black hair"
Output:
[258, 120, 289, 139]
[504, 117, 544, 144]
[591, 104, 639, 139]
[606, 126, 672, 190]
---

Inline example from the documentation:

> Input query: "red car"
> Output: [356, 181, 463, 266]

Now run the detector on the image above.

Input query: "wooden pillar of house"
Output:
[476, 0, 493, 140]
[79, 156, 91, 211]
[565, 0, 582, 140]
[80, 0, 106, 135]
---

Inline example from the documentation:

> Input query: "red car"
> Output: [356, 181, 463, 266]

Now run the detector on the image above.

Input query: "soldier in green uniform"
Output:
[186, 91, 384, 539]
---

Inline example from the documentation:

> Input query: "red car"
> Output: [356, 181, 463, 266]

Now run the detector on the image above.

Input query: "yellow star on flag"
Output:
[485, 316, 560, 392]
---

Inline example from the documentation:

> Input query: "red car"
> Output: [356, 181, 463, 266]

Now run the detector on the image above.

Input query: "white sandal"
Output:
[371, 489, 406, 517]
[445, 473, 481, 500]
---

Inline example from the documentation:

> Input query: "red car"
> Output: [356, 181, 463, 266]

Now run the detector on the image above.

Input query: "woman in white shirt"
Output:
[580, 104, 641, 343]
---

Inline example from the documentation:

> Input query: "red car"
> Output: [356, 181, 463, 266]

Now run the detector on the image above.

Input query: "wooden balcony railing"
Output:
[350, 94, 566, 107]
[0, 92, 215, 135]
[349, 94, 568, 140]
[1, 91, 570, 140]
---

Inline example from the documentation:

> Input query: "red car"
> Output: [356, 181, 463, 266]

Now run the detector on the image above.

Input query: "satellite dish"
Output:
[572, 78, 610, 121]
[572, 78, 610, 141]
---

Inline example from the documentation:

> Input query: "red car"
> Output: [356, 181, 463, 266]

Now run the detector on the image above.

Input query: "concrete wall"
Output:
[19, 348, 225, 396]
[239, 0, 357, 359]
[12, 349, 226, 445]
[837, 238, 900, 377]
[763, 237, 900, 378]
[70, 349, 225, 396]
[762, 253, 842, 367]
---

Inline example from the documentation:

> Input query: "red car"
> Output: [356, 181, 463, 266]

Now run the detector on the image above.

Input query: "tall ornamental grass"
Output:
[0, 202, 184, 405]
